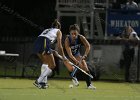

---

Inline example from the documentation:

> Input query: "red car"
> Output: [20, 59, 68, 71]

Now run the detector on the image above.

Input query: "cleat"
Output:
[40, 83, 49, 89]
[87, 84, 96, 90]
[41, 85, 49, 89]
[72, 77, 79, 86]
[33, 80, 42, 89]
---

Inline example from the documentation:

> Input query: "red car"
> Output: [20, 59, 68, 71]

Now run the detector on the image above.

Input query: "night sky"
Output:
[0, 0, 139, 37]
[0, 0, 57, 37]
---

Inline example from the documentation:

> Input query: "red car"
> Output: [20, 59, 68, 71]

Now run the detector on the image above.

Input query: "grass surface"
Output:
[0, 78, 140, 100]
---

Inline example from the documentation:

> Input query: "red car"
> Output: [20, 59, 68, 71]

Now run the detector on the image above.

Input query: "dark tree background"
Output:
[0, 0, 139, 37]
[0, 0, 57, 37]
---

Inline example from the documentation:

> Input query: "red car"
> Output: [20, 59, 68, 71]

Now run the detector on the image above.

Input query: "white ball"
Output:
[69, 84, 73, 88]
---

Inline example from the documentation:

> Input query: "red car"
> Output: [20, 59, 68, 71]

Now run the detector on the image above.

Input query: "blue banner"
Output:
[107, 9, 140, 35]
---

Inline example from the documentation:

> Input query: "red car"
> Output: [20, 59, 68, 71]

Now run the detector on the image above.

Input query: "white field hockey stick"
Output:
[52, 50, 93, 79]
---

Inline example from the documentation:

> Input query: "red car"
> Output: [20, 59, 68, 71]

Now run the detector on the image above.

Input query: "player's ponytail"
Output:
[52, 19, 61, 29]
[69, 24, 80, 33]
[74, 24, 80, 33]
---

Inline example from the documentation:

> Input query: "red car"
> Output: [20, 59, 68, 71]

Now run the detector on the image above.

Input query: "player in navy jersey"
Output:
[64, 24, 96, 89]
[33, 19, 66, 89]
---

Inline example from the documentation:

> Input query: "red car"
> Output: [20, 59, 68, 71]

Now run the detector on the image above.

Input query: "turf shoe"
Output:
[40, 82, 49, 89]
[33, 80, 42, 89]
[87, 84, 96, 90]
[72, 77, 79, 86]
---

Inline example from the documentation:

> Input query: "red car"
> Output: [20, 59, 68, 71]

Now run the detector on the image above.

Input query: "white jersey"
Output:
[39, 28, 59, 44]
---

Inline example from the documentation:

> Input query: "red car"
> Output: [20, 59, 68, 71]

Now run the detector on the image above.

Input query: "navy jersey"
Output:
[68, 35, 82, 56]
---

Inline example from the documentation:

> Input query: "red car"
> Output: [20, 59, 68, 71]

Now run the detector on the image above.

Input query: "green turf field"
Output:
[0, 78, 140, 100]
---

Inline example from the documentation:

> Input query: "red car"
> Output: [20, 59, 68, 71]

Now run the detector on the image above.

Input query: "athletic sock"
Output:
[69, 67, 78, 78]
[37, 64, 52, 83]
[85, 71, 91, 87]
[41, 64, 48, 83]
[71, 67, 78, 77]
[41, 64, 46, 83]
[43, 76, 48, 84]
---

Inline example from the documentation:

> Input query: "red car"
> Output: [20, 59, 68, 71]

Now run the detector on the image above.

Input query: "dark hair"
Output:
[69, 24, 80, 33]
[52, 19, 61, 29]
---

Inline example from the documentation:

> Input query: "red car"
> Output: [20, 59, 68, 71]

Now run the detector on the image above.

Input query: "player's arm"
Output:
[65, 37, 79, 65]
[56, 30, 66, 59]
[80, 35, 90, 59]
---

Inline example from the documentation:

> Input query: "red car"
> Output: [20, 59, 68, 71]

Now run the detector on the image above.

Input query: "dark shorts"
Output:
[66, 53, 81, 63]
[33, 36, 52, 54]
[73, 52, 80, 56]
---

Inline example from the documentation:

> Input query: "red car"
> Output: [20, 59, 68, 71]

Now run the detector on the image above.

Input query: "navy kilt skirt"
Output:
[33, 36, 52, 54]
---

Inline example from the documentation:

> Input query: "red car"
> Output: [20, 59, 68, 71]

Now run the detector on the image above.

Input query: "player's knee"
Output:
[81, 66, 88, 72]
[64, 61, 74, 72]
[68, 66, 74, 72]
[50, 63, 56, 69]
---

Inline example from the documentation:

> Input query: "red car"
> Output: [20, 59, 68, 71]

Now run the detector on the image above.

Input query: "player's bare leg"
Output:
[33, 53, 55, 89]
[64, 60, 79, 86]
[76, 56, 96, 89]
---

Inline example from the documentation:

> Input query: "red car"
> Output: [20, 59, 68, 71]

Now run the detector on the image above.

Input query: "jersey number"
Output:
[43, 29, 51, 35]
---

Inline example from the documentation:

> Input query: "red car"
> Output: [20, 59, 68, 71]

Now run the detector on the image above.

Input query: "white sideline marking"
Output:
[0, 53, 19, 56]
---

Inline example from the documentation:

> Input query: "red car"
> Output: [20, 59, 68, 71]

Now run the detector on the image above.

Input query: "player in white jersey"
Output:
[33, 19, 66, 89]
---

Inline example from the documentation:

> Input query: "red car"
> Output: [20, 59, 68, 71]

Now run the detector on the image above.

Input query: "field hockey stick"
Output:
[52, 50, 93, 79]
